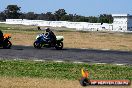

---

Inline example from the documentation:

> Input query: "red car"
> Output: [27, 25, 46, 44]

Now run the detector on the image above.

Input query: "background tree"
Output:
[0, 12, 6, 21]
[24, 12, 37, 20]
[67, 14, 74, 21]
[88, 16, 98, 23]
[61, 14, 72, 21]
[4, 5, 21, 19]
[36, 13, 45, 20]
[44, 12, 55, 21]
[0, 5, 113, 23]
[98, 14, 113, 23]
[19, 12, 26, 19]
[54, 9, 67, 21]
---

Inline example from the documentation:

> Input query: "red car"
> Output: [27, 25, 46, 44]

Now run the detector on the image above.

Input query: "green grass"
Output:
[0, 23, 75, 32]
[0, 25, 73, 35]
[0, 23, 132, 35]
[0, 60, 132, 80]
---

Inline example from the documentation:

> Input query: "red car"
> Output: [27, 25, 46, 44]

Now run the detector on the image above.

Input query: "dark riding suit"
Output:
[46, 31, 56, 46]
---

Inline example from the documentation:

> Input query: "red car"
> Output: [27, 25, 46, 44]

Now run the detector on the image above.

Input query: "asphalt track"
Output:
[0, 45, 132, 65]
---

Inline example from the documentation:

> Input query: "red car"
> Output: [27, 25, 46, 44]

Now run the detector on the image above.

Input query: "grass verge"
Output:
[1, 77, 131, 88]
[0, 60, 132, 80]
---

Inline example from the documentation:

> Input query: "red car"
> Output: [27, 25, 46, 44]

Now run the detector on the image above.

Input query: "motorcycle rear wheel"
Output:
[55, 41, 63, 50]
[3, 40, 12, 49]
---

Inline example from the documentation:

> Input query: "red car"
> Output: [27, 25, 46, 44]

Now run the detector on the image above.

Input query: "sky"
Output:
[0, 0, 132, 16]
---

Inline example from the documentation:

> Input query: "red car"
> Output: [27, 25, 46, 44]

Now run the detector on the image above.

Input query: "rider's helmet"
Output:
[45, 27, 50, 32]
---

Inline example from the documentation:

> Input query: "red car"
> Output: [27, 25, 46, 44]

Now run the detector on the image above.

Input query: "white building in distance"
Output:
[112, 14, 132, 31]
[5, 14, 132, 32]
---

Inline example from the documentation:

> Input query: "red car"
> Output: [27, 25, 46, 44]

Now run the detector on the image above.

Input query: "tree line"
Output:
[0, 5, 113, 23]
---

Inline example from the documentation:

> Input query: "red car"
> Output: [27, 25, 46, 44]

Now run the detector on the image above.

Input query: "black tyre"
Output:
[80, 77, 90, 86]
[3, 40, 12, 49]
[34, 41, 42, 49]
[55, 41, 63, 50]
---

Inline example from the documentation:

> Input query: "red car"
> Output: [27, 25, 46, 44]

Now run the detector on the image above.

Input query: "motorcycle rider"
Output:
[45, 28, 56, 46]
[0, 30, 3, 44]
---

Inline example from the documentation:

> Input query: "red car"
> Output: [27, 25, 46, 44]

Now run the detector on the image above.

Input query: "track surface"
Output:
[0, 45, 132, 65]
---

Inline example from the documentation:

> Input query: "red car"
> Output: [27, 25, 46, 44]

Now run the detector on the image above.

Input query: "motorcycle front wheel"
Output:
[34, 41, 42, 49]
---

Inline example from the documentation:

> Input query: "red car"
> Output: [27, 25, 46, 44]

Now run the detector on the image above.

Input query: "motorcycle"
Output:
[0, 33, 12, 49]
[33, 33, 64, 50]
